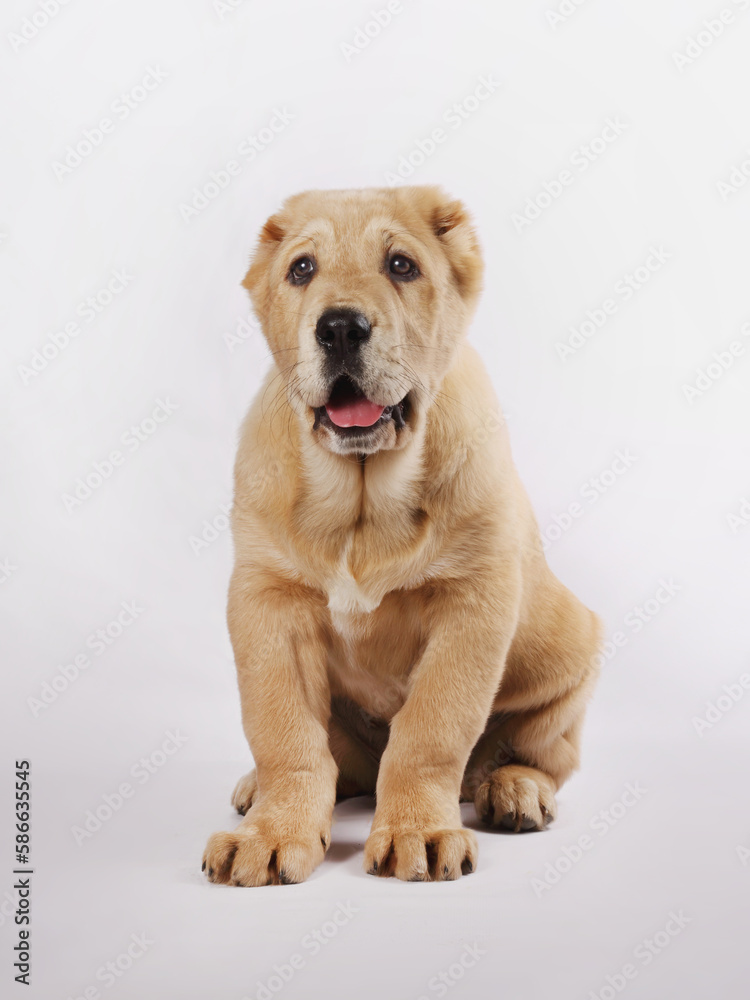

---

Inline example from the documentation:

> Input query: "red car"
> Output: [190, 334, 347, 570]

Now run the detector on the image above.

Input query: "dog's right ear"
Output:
[241, 213, 286, 319]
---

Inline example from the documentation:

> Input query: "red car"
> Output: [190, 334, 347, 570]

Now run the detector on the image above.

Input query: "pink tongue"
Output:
[325, 398, 385, 428]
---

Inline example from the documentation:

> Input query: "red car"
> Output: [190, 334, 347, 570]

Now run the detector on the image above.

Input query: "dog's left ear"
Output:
[428, 190, 484, 302]
[241, 212, 286, 321]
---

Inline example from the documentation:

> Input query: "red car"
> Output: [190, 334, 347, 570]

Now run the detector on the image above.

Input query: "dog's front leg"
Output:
[203, 576, 337, 886]
[365, 579, 518, 881]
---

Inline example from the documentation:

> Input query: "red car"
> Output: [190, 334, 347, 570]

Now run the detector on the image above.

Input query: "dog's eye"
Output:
[388, 254, 419, 280]
[288, 256, 315, 284]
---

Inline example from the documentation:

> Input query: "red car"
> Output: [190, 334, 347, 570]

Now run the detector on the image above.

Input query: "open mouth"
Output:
[313, 376, 407, 435]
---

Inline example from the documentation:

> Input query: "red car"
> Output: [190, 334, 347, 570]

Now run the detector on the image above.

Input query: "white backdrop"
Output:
[2, 1, 749, 998]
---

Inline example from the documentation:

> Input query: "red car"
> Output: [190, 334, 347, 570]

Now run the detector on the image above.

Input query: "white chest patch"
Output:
[326, 541, 380, 618]
[327, 567, 379, 617]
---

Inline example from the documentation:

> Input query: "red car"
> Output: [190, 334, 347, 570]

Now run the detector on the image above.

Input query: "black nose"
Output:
[315, 308, 371, 359]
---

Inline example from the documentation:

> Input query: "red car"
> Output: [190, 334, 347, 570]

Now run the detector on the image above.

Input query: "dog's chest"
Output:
[325, 536, 380, 617]
[326, 607, 410, 720]
[322, 526, 433, 719]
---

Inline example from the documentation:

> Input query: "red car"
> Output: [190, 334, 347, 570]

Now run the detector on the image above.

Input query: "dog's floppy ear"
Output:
[241, 213, 286, 319]
[425, 189, 484, 303]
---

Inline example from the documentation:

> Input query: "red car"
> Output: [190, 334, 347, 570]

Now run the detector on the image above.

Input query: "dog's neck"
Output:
[297, 417, 427, 534]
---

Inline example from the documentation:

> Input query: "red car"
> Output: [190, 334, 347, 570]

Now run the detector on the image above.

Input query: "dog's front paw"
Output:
[231, 769, 258, 816]
[364, 826, 477, 881]
[475, 764, 556, 832]
[202, 821, 327, 886]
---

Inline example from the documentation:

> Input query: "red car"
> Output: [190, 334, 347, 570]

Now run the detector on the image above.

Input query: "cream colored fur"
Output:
[202, 186, 601, 885]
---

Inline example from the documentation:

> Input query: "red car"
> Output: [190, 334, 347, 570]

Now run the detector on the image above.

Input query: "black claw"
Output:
[443, 865, 449, 877]
[208, 868, 214, 878]
[201, 861, 206, 872]
[462, 859, 474, 874]
[278, 870, 296, 885]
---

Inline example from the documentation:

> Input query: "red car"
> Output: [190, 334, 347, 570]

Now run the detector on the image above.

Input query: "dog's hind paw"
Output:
[230, 769, 258, 816]
[475, 764, 557, 832]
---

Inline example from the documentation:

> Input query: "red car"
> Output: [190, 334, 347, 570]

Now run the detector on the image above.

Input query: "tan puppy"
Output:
[202, 186, 601, 885]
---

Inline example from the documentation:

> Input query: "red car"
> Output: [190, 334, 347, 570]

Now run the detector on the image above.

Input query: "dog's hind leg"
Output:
[461, 679, 595, 831]
[462, 577, 601, 832]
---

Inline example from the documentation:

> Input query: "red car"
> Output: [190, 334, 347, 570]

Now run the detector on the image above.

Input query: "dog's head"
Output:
[243, 186, 483, 455]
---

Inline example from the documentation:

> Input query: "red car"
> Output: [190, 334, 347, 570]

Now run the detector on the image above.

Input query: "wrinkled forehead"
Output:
[281, 195, 433, 265]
